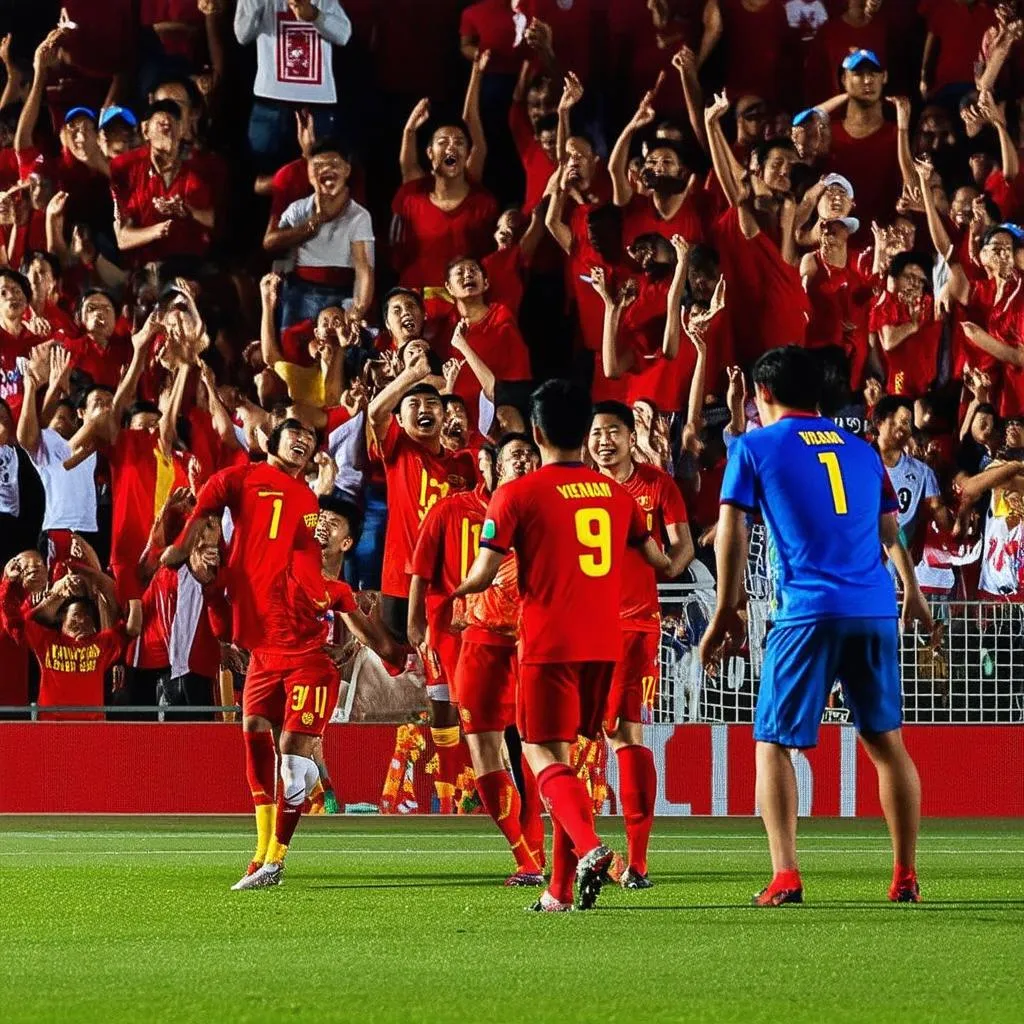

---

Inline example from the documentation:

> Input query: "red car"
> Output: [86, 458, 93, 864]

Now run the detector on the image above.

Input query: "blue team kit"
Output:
[721, 415, 902, 748]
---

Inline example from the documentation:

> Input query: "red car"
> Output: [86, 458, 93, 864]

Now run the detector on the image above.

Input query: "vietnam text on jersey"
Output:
[480, 462, 650, 663]
[618, 462, 689, 632]
[719, 414, 900, 625]
[187, 461, 322, 652]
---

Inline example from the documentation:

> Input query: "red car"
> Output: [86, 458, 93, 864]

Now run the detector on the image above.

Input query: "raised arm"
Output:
[259, 272, 285, 368]
[697, 0, 723, 68]
[233, 0, 265, 45]
[15, 30, 60, 154]
[662, 235, 690, 359]
[197, 361, 240, 452]
[913, 158, 953, 260]
[367, 346, 431, 439]
[159, 361, 191, 457]
[961, 321, 1024, 367]
[609, 86, 658, 207]
[399, 98, 430, 184]
[450, 318, 496, 400]
[556, 72, 583, 163]
[978, 91, 1019, 182]
[544, 166, 573, 253]
[704, 92, 742, 208]
[591, 268, 634, 380]
[976, 18, 1021, 94]
[672, 46, 707, 153]
[920, 31, 937, 100]
[15, 346, 48, 454]
[887, 96, 916, 191]
[463, 50, 490, 183]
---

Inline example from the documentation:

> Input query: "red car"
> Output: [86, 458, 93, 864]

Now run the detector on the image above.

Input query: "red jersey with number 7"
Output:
[616, 462, 689, 633]
[186, 461, 323, 652]
[481, 462, 650, 664]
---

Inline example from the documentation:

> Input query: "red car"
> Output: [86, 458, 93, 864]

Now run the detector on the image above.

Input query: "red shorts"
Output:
[243, 649, 339, 737]
[517, 661, 615, 744]
[455, 639, 518, 735]
[424, 626, 462, 701]
[604, 630, 660, 732]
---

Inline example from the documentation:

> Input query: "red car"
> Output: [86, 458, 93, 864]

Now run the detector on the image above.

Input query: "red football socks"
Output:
[766, 869, 803, 895]
[243, 730, 276, 806]
[548, 820, 578, 905]
[892, 862, 917, 885]
[519, 760, 545, 868]
[616, 744, 656, 876]
[476, 770, 541, 874]
[537, 762, 602, 855]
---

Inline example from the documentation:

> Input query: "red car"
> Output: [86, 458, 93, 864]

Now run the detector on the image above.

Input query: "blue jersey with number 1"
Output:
[720, 415, 900, 626]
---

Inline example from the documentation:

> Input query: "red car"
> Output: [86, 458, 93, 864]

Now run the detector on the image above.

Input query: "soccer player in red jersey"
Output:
[455, 380, 674, 911]
[589, 401, 694, 889]
[368, 349, 476, 800]
[164, 419, 352, 889]
[410, 435, 545, 883]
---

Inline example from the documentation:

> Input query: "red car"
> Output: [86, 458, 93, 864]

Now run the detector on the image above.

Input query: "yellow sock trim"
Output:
[431, 725, 460, 748]
[253, 803, 275, 864]
[266, 838, 288, 864]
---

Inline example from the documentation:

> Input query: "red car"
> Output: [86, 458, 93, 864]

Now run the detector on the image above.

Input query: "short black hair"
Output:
[308, 137, 350, 162]
[57, 595, 99, 632]
[143, 98, 182, 121]
[399, 382, 442, 405]
[0, 268, 31, 301]
[496, 431, 539, 461]
[888, 251, 934, 284]
[20, 249, 60, 280]
[751, 346, 822, 412]
[76, 383, 114, 410]
[383, 286, 424, 317]
[531, 379, 592, 450]
[77, 287, 116, 315]
[428, 117, 471, 144]
[444, 255, 484, 281]
[750, 136, 798, 170]
[688, 243, 720, 277]
[157, 256, 202, 288]
[592, 400, 636, 433]
[873, 395, 915, 428]
[267, 417, 317, 456]
[982, 225, 1023, 250]
[975, 401, 997, 419]
[318, 493, 364, 546]
[125, 400, 161, 423]
[440, 393, 467, 412]
[154, 74, 202, 110]
[534, 112, 558, 135]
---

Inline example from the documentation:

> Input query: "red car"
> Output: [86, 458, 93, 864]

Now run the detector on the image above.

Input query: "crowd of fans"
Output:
[3, 0, 1024, 719]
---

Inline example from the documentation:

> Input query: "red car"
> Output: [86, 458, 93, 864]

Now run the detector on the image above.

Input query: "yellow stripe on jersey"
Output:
[153, 447, 177, 519]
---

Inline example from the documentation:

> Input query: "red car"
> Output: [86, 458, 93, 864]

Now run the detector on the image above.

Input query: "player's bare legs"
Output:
[523, 740, 612, 910]
[858, 729, 921, 901]
[752, 742, 803, 906]
[465, 731, 543, 884]
[606, 720, 656, 888]
[235, 714, 278, 885]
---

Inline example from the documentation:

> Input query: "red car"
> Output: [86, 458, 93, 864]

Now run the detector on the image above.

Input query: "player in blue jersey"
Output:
[700, 347, 934, 907]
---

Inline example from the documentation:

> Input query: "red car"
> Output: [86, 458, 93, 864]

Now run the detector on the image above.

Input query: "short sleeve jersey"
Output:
[720, 414, 899, 625]
[370, 419, 476, 598]
[481, 462, 649, 663]
[617, 462, 689, 632]
[884, 453, 939, 543]
[187, 460, 323, 651]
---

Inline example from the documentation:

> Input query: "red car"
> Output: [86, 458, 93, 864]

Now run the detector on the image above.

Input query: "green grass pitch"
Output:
[2, 816, 1022, 1023]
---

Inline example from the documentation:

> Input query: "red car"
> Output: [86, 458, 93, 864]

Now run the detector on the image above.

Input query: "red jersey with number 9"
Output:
[481, 462, 649, 664]
[617, 462, 689, 633]
[187, 461, 322, 652]
[371, 418, 476, 599]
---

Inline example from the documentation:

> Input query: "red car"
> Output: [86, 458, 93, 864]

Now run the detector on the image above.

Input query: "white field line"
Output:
[1, 847, 1023, 857]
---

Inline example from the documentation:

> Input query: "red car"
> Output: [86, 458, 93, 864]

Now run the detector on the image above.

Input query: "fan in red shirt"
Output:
[805, 1, 889, 101]
[589, 401, 693, 889]
[0, 550, 49, 707]
[454, 379, 672, 912]
[63, 289, 133, 389]
[164, 419, 350, 890]
[869, 253, 943, 398]
[0, 269, 48, 422]
[920, 0, 998, 97]
[825, 49, 902, 247]
[711, 0, 798, 107]
[459, 0, 524, 76]
[112, 100, 214, 265]
[24, 571, 142, 721]
[610, 92, 706, 252]
[21, 250, 75, 337]
[508, 75, 557, 214]
[441, 256, 531, 420]
[392, 96, 498, 291]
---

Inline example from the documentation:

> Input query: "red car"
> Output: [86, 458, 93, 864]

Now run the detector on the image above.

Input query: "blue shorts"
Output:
[755, 617, 902, 749]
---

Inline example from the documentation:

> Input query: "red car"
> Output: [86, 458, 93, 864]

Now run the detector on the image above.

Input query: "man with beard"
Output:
[264, 138, 375, 329]
[112, 99, 215, 264]
[609, 90, 704, 249]
[409, 435, 545, 880]
[442, 256, 531, 426]
[588, 401, 692, 888]
[392, 96, 498, 292]
[368, 348, 476, 804]
[824, 49, 902, 248]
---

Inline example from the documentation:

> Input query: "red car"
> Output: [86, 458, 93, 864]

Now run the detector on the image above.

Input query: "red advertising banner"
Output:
[1, 723, 1021, 816]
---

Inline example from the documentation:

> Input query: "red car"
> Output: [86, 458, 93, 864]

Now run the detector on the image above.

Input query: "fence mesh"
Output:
[655, 583, 1024, 725]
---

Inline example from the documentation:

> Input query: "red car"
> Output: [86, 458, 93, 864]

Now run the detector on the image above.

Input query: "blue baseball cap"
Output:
[792, 107, 824, 127]
[99, 106, 138, 130]
[842, 49, 882, 72]
[998, 222, 1024, 243]
[63, 106, 97, 125]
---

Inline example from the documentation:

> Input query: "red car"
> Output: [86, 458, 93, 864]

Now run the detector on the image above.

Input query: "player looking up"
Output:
[589, 401, 694, 889]
[700, 346, 933, 906]
[455, 380, 673, 912]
